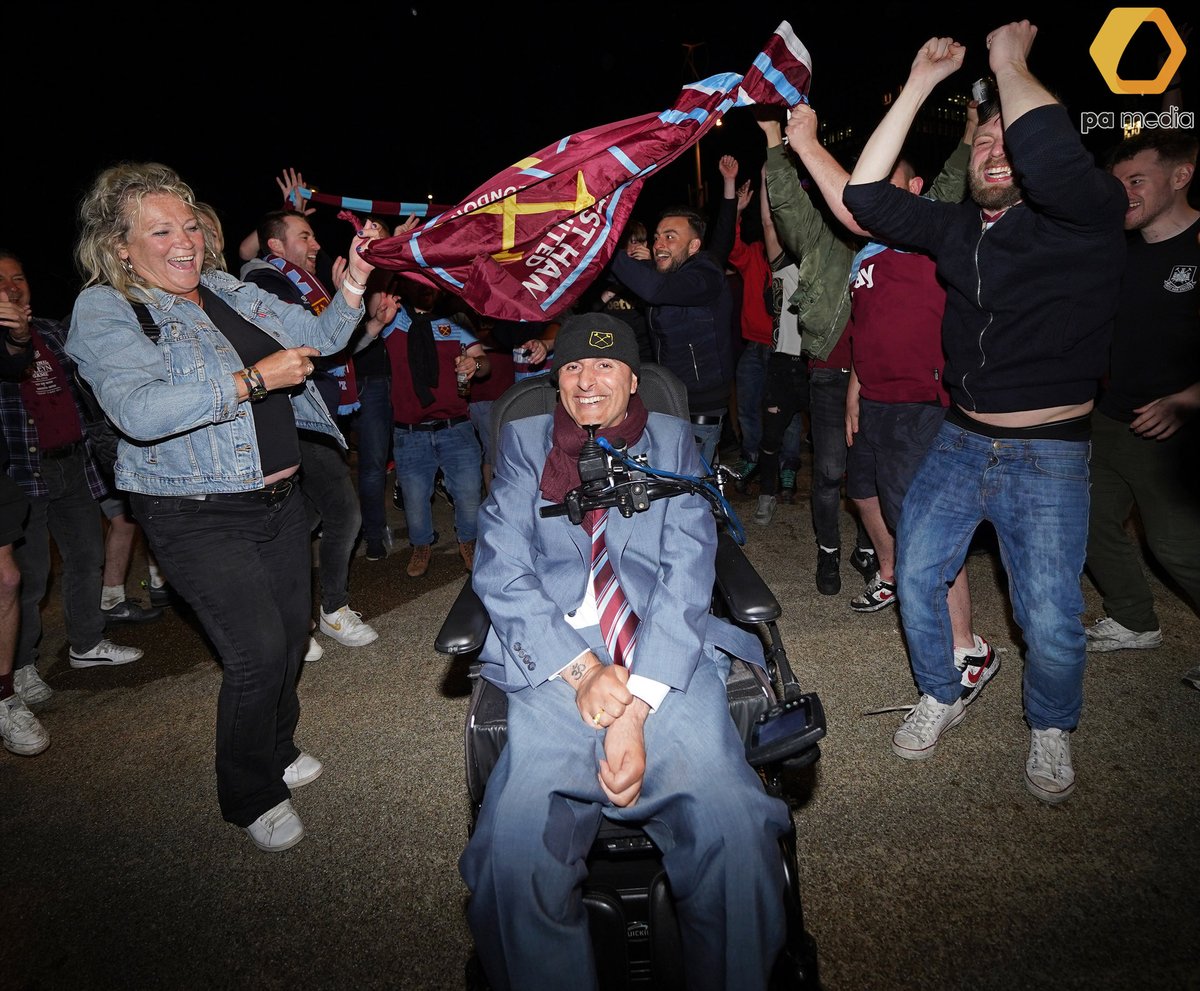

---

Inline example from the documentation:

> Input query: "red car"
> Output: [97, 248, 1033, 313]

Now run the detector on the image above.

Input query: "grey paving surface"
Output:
[6, 471, 1198, 990]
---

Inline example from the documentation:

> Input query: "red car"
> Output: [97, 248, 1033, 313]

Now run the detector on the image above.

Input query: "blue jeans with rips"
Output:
[895, 419, 1091, 730]
[393, 419, 483, 547]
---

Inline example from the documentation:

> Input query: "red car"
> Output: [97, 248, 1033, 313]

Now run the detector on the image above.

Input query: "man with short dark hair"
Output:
[1085, 130, 1199, 690]
[610, 202, 736, 467]
[460, 313, 789, 990]
[843, 23, 1127, 803]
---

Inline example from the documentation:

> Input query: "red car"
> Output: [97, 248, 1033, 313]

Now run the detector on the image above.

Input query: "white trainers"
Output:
[283, 752, 323, 789]
[954, 634, 1000, 705]
[891, 694, 966, 760]
[0, 693, 50, 756]
[1025, 728, 1075, 803]
[69, 638, 143, 669]
[14, 665, 53, 704]
[304, 637, 324, 663]
[244, 799, 305, 852]
[319, 605, 379, 647]
[754, 494, 777, 527]
[1085, 616, 1162, 652]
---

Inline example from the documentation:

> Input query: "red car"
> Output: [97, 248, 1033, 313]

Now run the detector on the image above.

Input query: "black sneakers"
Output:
[849, 546, 877, 581]
[816, 548, 840, 595]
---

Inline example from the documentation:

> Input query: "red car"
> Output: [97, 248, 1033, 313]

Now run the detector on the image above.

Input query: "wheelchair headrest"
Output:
[489, 364, 690, 458]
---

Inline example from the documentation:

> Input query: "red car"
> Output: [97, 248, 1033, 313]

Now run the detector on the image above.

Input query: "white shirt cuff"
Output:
[626, 674, 669, 713]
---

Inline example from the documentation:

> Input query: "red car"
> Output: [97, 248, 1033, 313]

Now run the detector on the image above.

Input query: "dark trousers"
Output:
[131, 488, 309, 827]
[298, 433, 361, 614]
[347, 374, 393, 544]
[759, 353, 809, 496]
[14, 448, 105, 666]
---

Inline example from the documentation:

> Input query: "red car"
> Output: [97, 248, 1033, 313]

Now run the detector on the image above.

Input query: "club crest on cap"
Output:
[589, 331, 614, 349]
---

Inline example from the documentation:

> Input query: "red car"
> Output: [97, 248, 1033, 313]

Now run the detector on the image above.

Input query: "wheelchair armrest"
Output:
[714, 530, 782, 625]
[434, 578, 491, 656]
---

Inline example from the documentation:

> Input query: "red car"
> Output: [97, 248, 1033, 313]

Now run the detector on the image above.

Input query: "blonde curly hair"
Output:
[74, 162, 203, 298]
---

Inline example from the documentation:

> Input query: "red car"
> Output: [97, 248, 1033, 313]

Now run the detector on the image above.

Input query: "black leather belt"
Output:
[179, 478, 296, 506]
[396, 415, 470, 432]
[41, 440, 84, 460]
[689, 414, 724, 426]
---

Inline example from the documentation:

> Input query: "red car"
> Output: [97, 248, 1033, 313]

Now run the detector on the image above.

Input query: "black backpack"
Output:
[74, 300, 161, 482]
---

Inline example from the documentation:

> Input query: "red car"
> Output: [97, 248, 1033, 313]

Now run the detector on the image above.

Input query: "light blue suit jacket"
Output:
[472, 411, 765, 694]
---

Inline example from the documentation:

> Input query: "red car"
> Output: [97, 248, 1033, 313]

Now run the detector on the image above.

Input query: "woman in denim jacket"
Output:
[66, 162, 383, 852]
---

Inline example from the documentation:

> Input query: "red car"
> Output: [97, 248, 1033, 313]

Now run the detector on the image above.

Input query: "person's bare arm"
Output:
[787, 103, 866, 236]
[849, 37, 965, 186]
[987, 21, 1054, 126]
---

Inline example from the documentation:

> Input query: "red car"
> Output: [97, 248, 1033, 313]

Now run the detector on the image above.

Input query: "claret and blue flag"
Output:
[362, 22, 811, 321]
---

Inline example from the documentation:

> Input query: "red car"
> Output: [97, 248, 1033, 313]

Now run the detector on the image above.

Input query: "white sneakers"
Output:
[244, 799, 304, 852]
[69, 638, 143, 669]
[1, 693, 50, 756]
[14, 665, 53, 704]
[319, 605, 379, 647]
[305, 637, 324, 663]
[892, 694, 966, 760]
[283, 752, 323, 789]
[242, 754, 324, 851]
[1085, 617, 1163, 652]
[1025, 728, 1075, 804]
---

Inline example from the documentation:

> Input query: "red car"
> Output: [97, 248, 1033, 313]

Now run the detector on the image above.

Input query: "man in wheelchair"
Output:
[459, 314, 792, 991]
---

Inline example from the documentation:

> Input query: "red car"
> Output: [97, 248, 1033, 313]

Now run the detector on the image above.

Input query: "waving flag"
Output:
[362, 22, 811, 322]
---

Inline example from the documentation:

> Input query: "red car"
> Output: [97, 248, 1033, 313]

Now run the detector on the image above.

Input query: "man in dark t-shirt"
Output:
[1084, 131, 1200, 692]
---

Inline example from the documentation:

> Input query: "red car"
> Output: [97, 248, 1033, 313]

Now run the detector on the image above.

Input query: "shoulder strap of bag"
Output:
[128, 300, 161, 343]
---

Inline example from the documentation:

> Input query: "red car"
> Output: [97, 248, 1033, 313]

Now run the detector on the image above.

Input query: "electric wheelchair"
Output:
[435, 364, 826, 990]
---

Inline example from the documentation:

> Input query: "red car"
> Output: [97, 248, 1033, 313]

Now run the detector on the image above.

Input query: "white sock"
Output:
[147, 563, 166, 589]
[100, 585, 126, 610]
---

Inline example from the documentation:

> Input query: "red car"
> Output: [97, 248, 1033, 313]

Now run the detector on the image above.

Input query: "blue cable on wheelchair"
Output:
[596, 437, 747, 546]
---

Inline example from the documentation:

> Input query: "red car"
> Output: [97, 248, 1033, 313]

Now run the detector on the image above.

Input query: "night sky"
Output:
[10, 3, 1193, 319]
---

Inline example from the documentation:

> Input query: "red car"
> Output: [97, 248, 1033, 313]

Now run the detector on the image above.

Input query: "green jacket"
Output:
[764, 140, 970, 360]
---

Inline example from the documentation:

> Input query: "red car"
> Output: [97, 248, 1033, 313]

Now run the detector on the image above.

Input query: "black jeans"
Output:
[759, 353, 810, 496]
[131, 487, 309, 827]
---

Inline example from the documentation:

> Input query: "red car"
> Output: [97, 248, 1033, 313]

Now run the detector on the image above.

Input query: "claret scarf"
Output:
[264, 254, 358, 413]
[539, 393, 648, 504]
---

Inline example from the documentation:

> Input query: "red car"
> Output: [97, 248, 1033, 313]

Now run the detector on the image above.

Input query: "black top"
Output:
[201, 288, 299, 477]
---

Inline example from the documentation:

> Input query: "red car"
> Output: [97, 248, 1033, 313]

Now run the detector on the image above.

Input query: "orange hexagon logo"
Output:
[1090, 8, 1187, 95]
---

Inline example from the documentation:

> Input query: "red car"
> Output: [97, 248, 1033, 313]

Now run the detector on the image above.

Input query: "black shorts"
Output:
[846, 399, 946, 531]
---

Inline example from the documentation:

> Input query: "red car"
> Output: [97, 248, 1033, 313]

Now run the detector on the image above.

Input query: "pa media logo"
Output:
[1090, 8, 1186, 95]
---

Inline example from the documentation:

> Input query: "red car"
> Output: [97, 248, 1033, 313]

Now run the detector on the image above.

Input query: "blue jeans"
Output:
[691, 418, 723, 470]
[461, 649, 790, 991]
[348, 374, 393, 544]
[735, 342, 770, 460]
[298, 434, 362, 614]
[14, 448, 106, 666]
[131, 487, 309, 826]
[393, 420, 483, 546]
[896, 420, 1091, 730]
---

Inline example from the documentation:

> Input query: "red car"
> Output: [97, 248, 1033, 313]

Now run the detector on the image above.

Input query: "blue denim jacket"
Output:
[65, 271, 363, 496]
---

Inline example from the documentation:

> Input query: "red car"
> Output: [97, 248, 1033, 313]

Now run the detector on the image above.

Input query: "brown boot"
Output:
[458, 540, 475, 573]
[407, 544, 432, 578]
